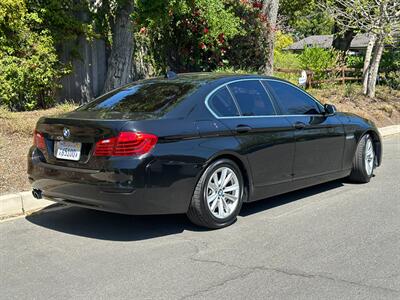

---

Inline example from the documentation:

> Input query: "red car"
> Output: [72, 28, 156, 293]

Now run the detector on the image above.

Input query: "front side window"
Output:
[228, 80, 276, 116]
[208, 86, 240, 117]
[265, 80, 322, 115]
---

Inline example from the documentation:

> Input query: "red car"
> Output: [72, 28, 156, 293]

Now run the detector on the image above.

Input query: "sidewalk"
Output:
[1, 125, 399, 219]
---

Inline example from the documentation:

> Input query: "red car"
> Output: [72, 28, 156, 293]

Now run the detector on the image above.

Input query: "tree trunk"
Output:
[132, 35, 156, 80]
[332, 24, 355, 52]
[103, 1, 134, 93]
[362, 34, 376, 95]
[262, 0, 279, 75]
[367, 37, 384, 98]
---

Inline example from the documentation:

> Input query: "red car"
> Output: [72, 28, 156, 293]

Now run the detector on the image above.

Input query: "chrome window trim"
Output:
[206, 85, 241, 118]
[205, 78, 325, 119]
[226, 85, 242, 116]
[227, 79, 278, 116]
[259, 79, 279, 114]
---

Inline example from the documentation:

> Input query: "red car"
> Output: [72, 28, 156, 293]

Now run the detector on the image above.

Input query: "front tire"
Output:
[187, 159, 244, 229]
[349, 134, 375, 183]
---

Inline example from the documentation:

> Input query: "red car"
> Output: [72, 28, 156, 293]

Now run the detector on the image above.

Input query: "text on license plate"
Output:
[54, 141, 82, 161]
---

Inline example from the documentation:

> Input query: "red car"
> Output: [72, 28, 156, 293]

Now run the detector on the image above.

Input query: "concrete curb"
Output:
[1, 125, 399, 220]
[378, 125, 400, 137]
[0, 191, 54, 219]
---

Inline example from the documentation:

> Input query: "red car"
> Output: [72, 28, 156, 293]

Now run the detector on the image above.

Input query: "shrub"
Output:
[379, 50, 400, 73]
[299, 47, 339, 80]
[0, 0, 65, 111]
[379, 50, 400, 90]
[274, 51, 301, 69]
[346, 55, 364, 69]
[135, 0, 243, 72]
[274, 31, 294, 52]
[224, 0, 268, 71]
[383, 71, 400, 90]
[134, 0, 271, 73]
[214, 67, 253, 74]
[344, 83, 357, 98]
[273, 32, 300, 70]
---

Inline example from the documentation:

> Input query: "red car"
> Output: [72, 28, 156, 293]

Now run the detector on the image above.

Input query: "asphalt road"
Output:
[1, 135, 399, 300]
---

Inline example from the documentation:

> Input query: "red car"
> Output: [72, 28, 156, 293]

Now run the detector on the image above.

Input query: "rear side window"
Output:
[78, 81, 196, 114]
[265, 80, 322, 115]
[208, 86, 239, 117]
[228, 80, 276, 116]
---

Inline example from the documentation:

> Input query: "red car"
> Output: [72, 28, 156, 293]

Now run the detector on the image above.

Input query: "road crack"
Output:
[250, 266, 400, 294]
[179, 270, 254, 300]
[180, 237, 400, 299]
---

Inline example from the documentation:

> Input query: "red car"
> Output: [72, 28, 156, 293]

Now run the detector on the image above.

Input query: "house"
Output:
[285, 33, 397, 55]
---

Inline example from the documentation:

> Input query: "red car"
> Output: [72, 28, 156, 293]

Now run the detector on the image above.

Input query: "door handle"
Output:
[235, 125, 252, 133]
[294, 122, 306, 130]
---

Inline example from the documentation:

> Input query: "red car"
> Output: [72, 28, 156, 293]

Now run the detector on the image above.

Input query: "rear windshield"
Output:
[78, 81, 197, 114]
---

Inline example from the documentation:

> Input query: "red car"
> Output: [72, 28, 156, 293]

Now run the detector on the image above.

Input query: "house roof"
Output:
[285, 33, 375, 50]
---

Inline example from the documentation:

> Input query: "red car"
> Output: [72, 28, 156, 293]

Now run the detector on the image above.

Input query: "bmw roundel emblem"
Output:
[63, 128, 71, 139]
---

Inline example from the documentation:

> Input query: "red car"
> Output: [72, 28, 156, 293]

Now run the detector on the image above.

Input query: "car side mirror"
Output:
[324, 104, 336, 116]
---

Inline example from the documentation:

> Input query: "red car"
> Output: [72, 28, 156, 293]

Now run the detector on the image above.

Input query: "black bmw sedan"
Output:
[28, 73, 382, 228]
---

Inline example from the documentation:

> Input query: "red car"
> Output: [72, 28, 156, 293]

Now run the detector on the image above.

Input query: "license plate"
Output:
[54, 141, 82, 161]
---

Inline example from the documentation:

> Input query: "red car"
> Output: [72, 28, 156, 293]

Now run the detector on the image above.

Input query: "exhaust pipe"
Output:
[32, 189, 42, 199]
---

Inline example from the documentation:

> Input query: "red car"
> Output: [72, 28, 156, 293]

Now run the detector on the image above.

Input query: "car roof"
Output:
[177, 72, 260, 81]
[115, 72, 289, 91]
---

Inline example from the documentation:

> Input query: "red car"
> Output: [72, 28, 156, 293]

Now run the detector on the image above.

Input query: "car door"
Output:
[206, 79, 295, 198]
[263, 79, 345, 180]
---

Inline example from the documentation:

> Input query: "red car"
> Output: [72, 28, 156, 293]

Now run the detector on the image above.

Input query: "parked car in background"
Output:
[28, 73, 382, 228]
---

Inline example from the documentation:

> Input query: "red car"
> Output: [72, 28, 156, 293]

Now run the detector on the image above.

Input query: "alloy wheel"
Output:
[206, 167, 240, 219]
[365, 138, 375, 176]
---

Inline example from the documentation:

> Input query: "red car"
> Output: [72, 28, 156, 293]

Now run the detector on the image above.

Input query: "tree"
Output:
[331, 2, 356, 53]
[324, 0, 400, 97]
[279, 0, 334, 38]
[102, 0, 135, 92]
[261, 0, 280, 75]
[362, 34, 376, 94]
[332, 25, 355, 53]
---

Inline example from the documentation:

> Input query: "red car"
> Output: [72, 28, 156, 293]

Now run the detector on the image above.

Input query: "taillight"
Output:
[94, 132, 158, 157]
[33, 130, 46, 150]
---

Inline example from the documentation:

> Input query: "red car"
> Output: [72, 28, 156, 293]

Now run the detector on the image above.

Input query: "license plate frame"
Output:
[54, 141, 82, 161]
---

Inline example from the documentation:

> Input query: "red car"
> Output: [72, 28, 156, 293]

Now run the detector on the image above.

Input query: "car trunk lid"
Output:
[36, 113, 130, 169]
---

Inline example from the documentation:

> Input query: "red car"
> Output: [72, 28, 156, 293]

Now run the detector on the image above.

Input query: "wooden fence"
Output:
[274, 67, 362, 88]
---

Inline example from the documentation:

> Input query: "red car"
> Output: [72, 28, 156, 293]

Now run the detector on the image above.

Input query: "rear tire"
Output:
[187, 159, 244, 229]
[349, 134, 375, 183]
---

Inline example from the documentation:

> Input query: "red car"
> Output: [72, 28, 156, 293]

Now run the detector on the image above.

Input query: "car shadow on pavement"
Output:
[26, 180, 344, 241]
[240, 179, 344, 217]
[26, 207, 203, 241]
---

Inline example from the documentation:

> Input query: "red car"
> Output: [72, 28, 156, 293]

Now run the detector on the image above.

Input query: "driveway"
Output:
[1, 134, 399, 299]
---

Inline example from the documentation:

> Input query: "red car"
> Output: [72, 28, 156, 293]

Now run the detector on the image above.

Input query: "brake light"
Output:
[94, 132, 158, 157]
[33, 130, 46, 150]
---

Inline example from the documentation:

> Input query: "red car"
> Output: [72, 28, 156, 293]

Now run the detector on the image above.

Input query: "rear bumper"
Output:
[28, 148, 196, 215]
[32, 181, 182, 215]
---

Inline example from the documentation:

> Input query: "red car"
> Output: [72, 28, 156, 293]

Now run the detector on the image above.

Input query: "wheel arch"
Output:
[355, 129, 382, 167]
[364, 129, 382, 167]
[200, 152, 254, 202]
